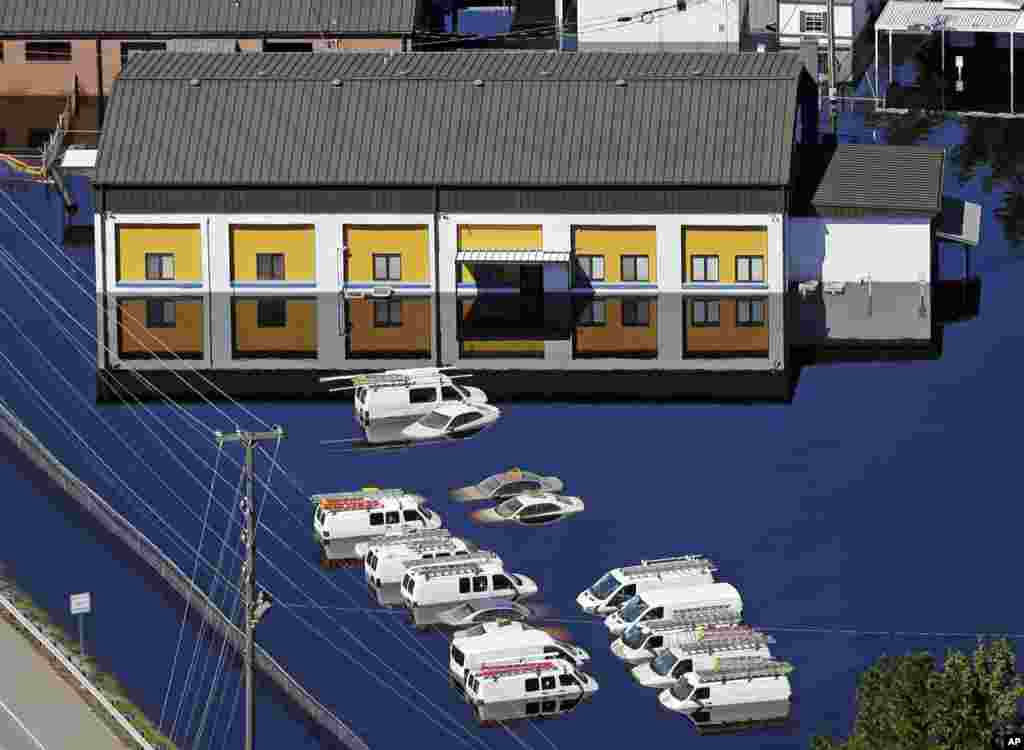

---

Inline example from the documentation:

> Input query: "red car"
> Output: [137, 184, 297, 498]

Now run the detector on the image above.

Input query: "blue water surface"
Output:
[1, 107, 1022, 750]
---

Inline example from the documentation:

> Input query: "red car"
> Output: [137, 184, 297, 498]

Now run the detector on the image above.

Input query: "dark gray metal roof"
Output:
[792, 144, 945, 215]
[0, 0, 417, 36]
[95, 51, 804, 188]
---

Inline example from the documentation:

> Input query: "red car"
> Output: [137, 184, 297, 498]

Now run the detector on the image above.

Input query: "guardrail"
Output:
[0, 398, 369, 750]
[0, 592, 156, 750]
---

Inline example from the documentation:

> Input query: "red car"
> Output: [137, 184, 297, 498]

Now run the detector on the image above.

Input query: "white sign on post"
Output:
[70, 592, 91, 615]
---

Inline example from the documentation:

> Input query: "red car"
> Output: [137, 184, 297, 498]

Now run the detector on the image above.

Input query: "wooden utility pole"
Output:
[214, 426, 285, 750]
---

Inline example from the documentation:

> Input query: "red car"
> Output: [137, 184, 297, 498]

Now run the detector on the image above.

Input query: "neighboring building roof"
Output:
[0, 0, 418, 37]
[791, 144, 945, 215]
[875, 1, 1021, 32]
[94, 51, 805, 188]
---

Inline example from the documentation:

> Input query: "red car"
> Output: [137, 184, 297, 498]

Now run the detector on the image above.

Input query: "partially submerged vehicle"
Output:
[472, 491, 585, 526]
[629, 628, 775, 686]
[577, 556, 717, 615]
[449, 625, 591, 688]
[604, 583, 743, 637]
[685, 700, 793, 734]
[614, 622, 771, 665]
[464, 658, 599, 725]
[658, 657, 793, 715]
[399, 402, 501, 443]
[437, 598, 534, 629]
[450, 468, 564, 503]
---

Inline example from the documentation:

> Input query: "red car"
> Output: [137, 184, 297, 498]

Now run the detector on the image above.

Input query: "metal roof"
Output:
[875, 1, 1021, 31]
[792, 144, 945, 215]
[93, 51, 804, 188]
[0, 0, 418, 36]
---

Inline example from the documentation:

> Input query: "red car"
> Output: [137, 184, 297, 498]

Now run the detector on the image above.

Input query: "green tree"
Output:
[812, 639, 1024, 750]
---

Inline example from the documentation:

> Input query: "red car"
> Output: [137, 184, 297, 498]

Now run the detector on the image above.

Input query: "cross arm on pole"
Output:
[214, 426, 286, 445]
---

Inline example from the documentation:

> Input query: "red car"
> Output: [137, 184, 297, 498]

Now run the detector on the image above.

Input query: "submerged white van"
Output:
[658, 656, 793, 713]
[347, 368, 488, 427]
[311, 488, 442, 562]
[449, 627, 591, 688]
[628, 628, 775, 686]
[604, 583, 743, 637]
[577, 556, 717, 615]
[364, 536, 479, 588]
[401, 553, 539, 628]
[464, 658, 599, 725]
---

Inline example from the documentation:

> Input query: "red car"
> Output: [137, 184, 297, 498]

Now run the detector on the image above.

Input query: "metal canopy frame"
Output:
[875, 1, 1023, 113]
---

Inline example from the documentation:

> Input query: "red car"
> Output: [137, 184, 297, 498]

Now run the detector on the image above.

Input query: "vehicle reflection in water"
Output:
[681, 700, 795, 736]
[96, 282, 981, 403]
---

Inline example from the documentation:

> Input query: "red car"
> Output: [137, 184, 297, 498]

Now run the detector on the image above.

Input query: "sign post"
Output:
[70, 592, 91, 658]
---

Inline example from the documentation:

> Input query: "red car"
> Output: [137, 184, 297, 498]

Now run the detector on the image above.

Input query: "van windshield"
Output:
[670, 680, 694, 701]
[619, 595, 648, 623]
[622, 625, 647, 650]
[419, 411, 450, 430]
[495, 499, 523, 518]
[651, 651, 678, 676]
[589, 573, 619, 600]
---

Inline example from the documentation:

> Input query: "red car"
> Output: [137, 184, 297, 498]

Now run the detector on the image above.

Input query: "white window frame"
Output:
[800, 10, 828, 34]
[736, 256, 765, 283]
[691, 255, 720, 282]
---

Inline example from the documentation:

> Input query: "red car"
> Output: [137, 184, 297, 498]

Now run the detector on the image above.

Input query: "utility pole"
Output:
[826, 0, 838, 137]
[214, 426, 284, 750]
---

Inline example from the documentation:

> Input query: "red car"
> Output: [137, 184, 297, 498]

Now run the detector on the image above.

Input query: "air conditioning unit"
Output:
[343, 289, 366, 299]
[371, 286, 394, 298]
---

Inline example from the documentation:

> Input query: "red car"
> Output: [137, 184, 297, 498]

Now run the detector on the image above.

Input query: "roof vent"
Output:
[472, 78, 484, 87]
[188, 78, 200, 87]
[330, 78, 342, 87]
[614, 78, 627, 87]
[689, 69, 704, 77]
[256, 69, 267, 76]
[539, 70, 551, 76]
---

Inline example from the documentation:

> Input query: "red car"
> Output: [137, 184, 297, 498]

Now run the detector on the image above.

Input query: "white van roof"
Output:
[669, 629, 774, 655]
[458, 628, 555, 655]
[471, 658, 566, 682]
[615, 556, 717, 582]
[640, 582, 741, 607]
[406, 551, 502, 579]
[381, 537, 474, 558]
[690, 657, 793, 685]
[312, 488, 425, 513]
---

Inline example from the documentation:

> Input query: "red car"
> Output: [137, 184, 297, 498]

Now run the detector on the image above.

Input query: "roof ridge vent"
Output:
[330, 78, 342, 87]
[472, 78, 484, 87]
[188, 78, 200, 87]
[614, 78, 627, 87]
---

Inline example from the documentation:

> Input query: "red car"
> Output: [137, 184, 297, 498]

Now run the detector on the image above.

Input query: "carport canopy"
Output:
[455, 250, 571, 263]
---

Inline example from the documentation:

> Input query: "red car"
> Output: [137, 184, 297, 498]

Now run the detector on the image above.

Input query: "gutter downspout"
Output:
[99, 187, 110, 373]
[433, 186, 443, 367]
[96, 40, 106, 130]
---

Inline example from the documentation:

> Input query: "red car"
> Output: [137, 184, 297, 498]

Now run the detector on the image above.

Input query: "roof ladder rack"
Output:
[366, 529, 452, 549]
[410, 552, 498, 579]
[648, 605, 742, 631]
[676, 631, 775, 655]
[694, 657, 793, 683]
[620, 556, 716, 580]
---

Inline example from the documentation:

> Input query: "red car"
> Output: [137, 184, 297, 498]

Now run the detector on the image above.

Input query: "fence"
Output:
[0, 398, 369, 750]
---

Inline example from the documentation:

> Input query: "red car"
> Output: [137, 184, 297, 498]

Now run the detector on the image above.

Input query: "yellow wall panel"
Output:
[345, 226, 429, 283]
[683, 227, 768, 284]
[116, 225, 202, 282]
[458, 225, 542, 283]
[230, 226, 316, 282]
[461, 339, 546, 354]
[347, 298, 432, 354]
[572, 227, 657, 283]
[685, 299, 769, 354]
[575, 299, 658, 354]
[118, 299, 203, 355]
[233, 299, 317, 354]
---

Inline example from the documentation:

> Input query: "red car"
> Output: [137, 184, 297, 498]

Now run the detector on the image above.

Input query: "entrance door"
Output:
[520, 265, 543, 295]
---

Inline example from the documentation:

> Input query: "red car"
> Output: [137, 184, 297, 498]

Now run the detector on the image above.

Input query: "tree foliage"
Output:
[813, 639, 1024, 750]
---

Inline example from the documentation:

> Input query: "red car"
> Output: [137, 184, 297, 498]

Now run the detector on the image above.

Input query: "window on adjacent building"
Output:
[120, 41, 167, 70]
[736, 298, 767, 326]
[373, 254, 402, 282]
[736, 256, 765, 282]
[621, 256, 649, 282]
[256, 253, 285, 281]
[145, 253, 175, 281]
[800, 10, 828, 33]
[577, 300, 606, 326]
[691, 300, 720, 327]
[262, 40, 314, 52]
[691, 255, 719, 282]
[373, 299, 402, 327]
[145, 299, 176, 328]
[622, 299, 650, 327]
[256, 298, 287, 328]
[26, 41, 72, 62]
[576, 254, 605, 281]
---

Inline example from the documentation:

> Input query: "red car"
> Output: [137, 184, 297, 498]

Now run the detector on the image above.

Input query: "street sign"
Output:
[70, 592, 91, 615]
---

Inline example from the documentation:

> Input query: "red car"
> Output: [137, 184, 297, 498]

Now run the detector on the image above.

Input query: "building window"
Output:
[145, 253, 175, 281]
[691, 300, 720, 327]
[622, 299, 650, 327]
[800, 11, 827, 33]
[691, 255, 719, 282]
[28, 129, 53, 149]
[256, 253, 285, 281]
[621, 255, 649, 282]
[374, 300, 402, 327]
[576, 254, 605, 281]
[578, 300, 606, 326]
[26, 41, 72, 62]
[145, 299, 176, 328]
[262, 40, 314, 52]
[737, 299, 766, 326]
[256, 298, 287, 328]
[736, 256, 764, 282]
[373, 254, 402, 282]
[120, 41, 167, 69]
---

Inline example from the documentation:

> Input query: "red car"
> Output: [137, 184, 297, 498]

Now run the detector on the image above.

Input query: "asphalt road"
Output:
[0, 616, 130, 750]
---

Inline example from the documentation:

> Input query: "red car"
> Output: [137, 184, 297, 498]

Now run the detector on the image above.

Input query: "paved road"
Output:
[0, 615, 130, 750]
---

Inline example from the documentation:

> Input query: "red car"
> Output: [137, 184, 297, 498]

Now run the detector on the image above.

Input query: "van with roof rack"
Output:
[363, 534, 479, 589]
[627, 628, 775, 686]
[615, 618, 765, 665]
[449, 625, 590, 690]
[463, 657, 599, 725]
[577, 556, 717, 615]
[312, 488, 442, 562]
[604, 582, 742, 637]
[658, 656, 793, 714]
[400, 552, 538, 628]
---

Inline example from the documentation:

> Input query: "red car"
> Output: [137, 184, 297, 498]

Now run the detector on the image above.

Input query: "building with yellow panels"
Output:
[344, 225, 431, 291]
[684, 297, 770, 357]
[572, 227, 658, 288]
[115, 225, 203, 285]
[230, 226, 316, 286]
[573, 297, 658, 358]
[345, 298, 432, 358]
[683, 227, 769, 285]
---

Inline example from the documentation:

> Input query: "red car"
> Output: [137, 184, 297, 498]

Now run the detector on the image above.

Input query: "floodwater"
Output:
[2, 101, 1024, 750]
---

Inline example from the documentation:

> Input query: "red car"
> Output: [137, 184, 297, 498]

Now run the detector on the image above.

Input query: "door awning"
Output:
[937, 197, 982, 246]
[455, 250, 571, 263]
